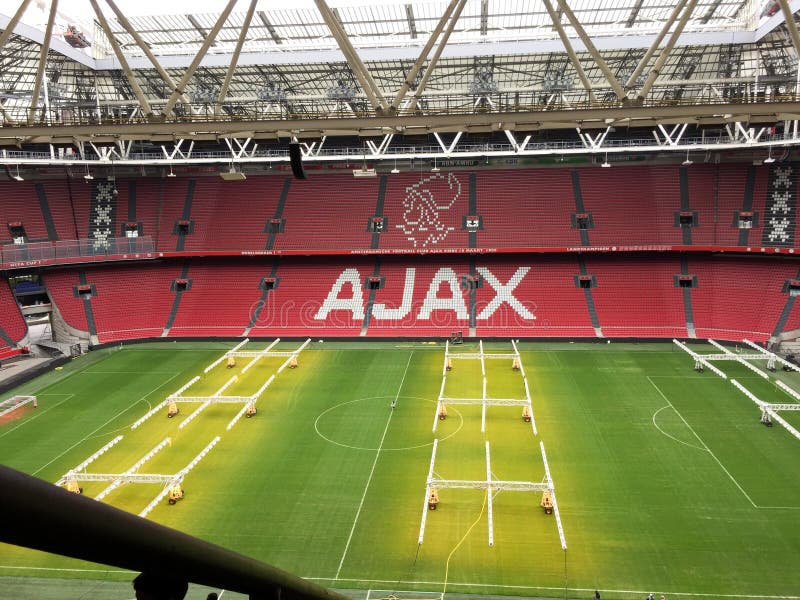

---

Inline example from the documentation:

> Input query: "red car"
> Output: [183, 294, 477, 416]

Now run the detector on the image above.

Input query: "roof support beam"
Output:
[5, 100, 800, 144]
[405, 4, 417, 39]
[480, 0, 489, 35]
[700, 0, 724, 24]
[625, 0, 645, 28]
[555, 0, 626, 101]
[0, 100, 14, 127]
[625, 0, 688, 89]
[777, 0, 800, 67]
[186, 14, 211, 42]
[163, 0, 238, 116]
[542, 0, 596, 103]
[392, 0, 464, 113]
[314, 0, 389, 115]
[410, 0, 469, 111]
[89, 0, 153, 118]
[104, 0, 194, 113]
[216, 0, 258, 116]
[637, 0, 700, 101]
[257, 11, 282, 45]
[0, 0, 33, 58]
[27, 0, 58, 125]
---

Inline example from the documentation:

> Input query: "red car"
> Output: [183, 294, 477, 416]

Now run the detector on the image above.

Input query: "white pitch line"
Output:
[31, 372, 183, 476]
[304, 576, 800, 599]
[651, 405, 706, 451]
[646, 375, 757, 508]
[0, 565, 133, 574]
[334, 351, 413, 580]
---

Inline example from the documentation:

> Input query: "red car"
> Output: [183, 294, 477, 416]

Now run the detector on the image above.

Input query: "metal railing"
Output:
[0, 464, 350, 600]
[1, 236, 156, 267]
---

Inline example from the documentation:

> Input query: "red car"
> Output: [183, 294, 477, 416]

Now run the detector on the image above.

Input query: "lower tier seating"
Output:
[0, 280, 28, 348]
[31, 254, 800, 343]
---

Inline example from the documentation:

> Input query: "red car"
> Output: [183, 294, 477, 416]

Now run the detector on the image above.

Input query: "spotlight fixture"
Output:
[11, 165, 23, 181]
[601, 153, 611, 168]
[83, 166, 94, 181]
[431, 157, 440, 172]
[167, 165, 176, 177]
[353, 155, 376, 178]
[390, 159, 399, 174]
[682, 150, 693, 166]
[764, 147, 776, 163]
[220, 164, 246, 181]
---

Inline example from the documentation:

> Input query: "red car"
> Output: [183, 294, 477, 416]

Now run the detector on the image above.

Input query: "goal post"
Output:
[0, 395, 37, 418]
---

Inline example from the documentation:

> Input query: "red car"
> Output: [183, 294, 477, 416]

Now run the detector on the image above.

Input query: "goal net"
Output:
[0, 395, 37, 418]
[366, 590, 444, 600]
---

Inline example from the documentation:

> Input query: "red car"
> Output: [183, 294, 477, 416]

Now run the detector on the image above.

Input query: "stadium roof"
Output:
[1, 0, 800, 164]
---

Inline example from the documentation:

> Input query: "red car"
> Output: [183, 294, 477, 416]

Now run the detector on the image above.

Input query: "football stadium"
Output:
[1, 1, 800, 599]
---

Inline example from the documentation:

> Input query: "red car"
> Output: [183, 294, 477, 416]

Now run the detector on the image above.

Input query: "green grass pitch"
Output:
[1, 340, 800, 600]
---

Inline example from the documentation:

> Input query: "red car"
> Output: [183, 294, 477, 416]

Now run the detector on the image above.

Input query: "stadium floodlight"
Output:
[167, 165, 176, 178]
[11, 164, 23, 181]
[430, 157, 440, 172]
[257, 82, 288, 103]
[542, 74, 574, 92]
[764, 147, 776, 163]
[682, 149, 693, 166]
[220, 164, 246, 181]
[83, 164, 93, 180]
[601, 153, 611, 168]
[353, 156, 376, 178]
[326, 79, 357, 102]
[390, 159, 399, 174]
[353, 167, 376, 178]
[469, 67, 499, 96]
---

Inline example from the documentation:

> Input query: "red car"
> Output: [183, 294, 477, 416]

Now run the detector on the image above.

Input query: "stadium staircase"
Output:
[168, 259, 264, 337]
[264, 178, 292, 250]
[243, 259, 281, 336]
[162, 260, 191, 337]
[679, 254, 697, 338]
[576, 256, 603, 337]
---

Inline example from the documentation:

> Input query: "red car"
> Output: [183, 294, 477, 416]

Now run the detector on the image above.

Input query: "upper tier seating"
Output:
[1, 163, 788, 256]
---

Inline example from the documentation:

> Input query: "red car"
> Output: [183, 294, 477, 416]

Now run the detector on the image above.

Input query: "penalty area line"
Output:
[31, 371, 183, 476]
[646, 376, 757, 508]
[0, 394, 75, 440]
[334, 351, 413, 580]
[305, 576, 800, 599]
[0, 565, 133, 574]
